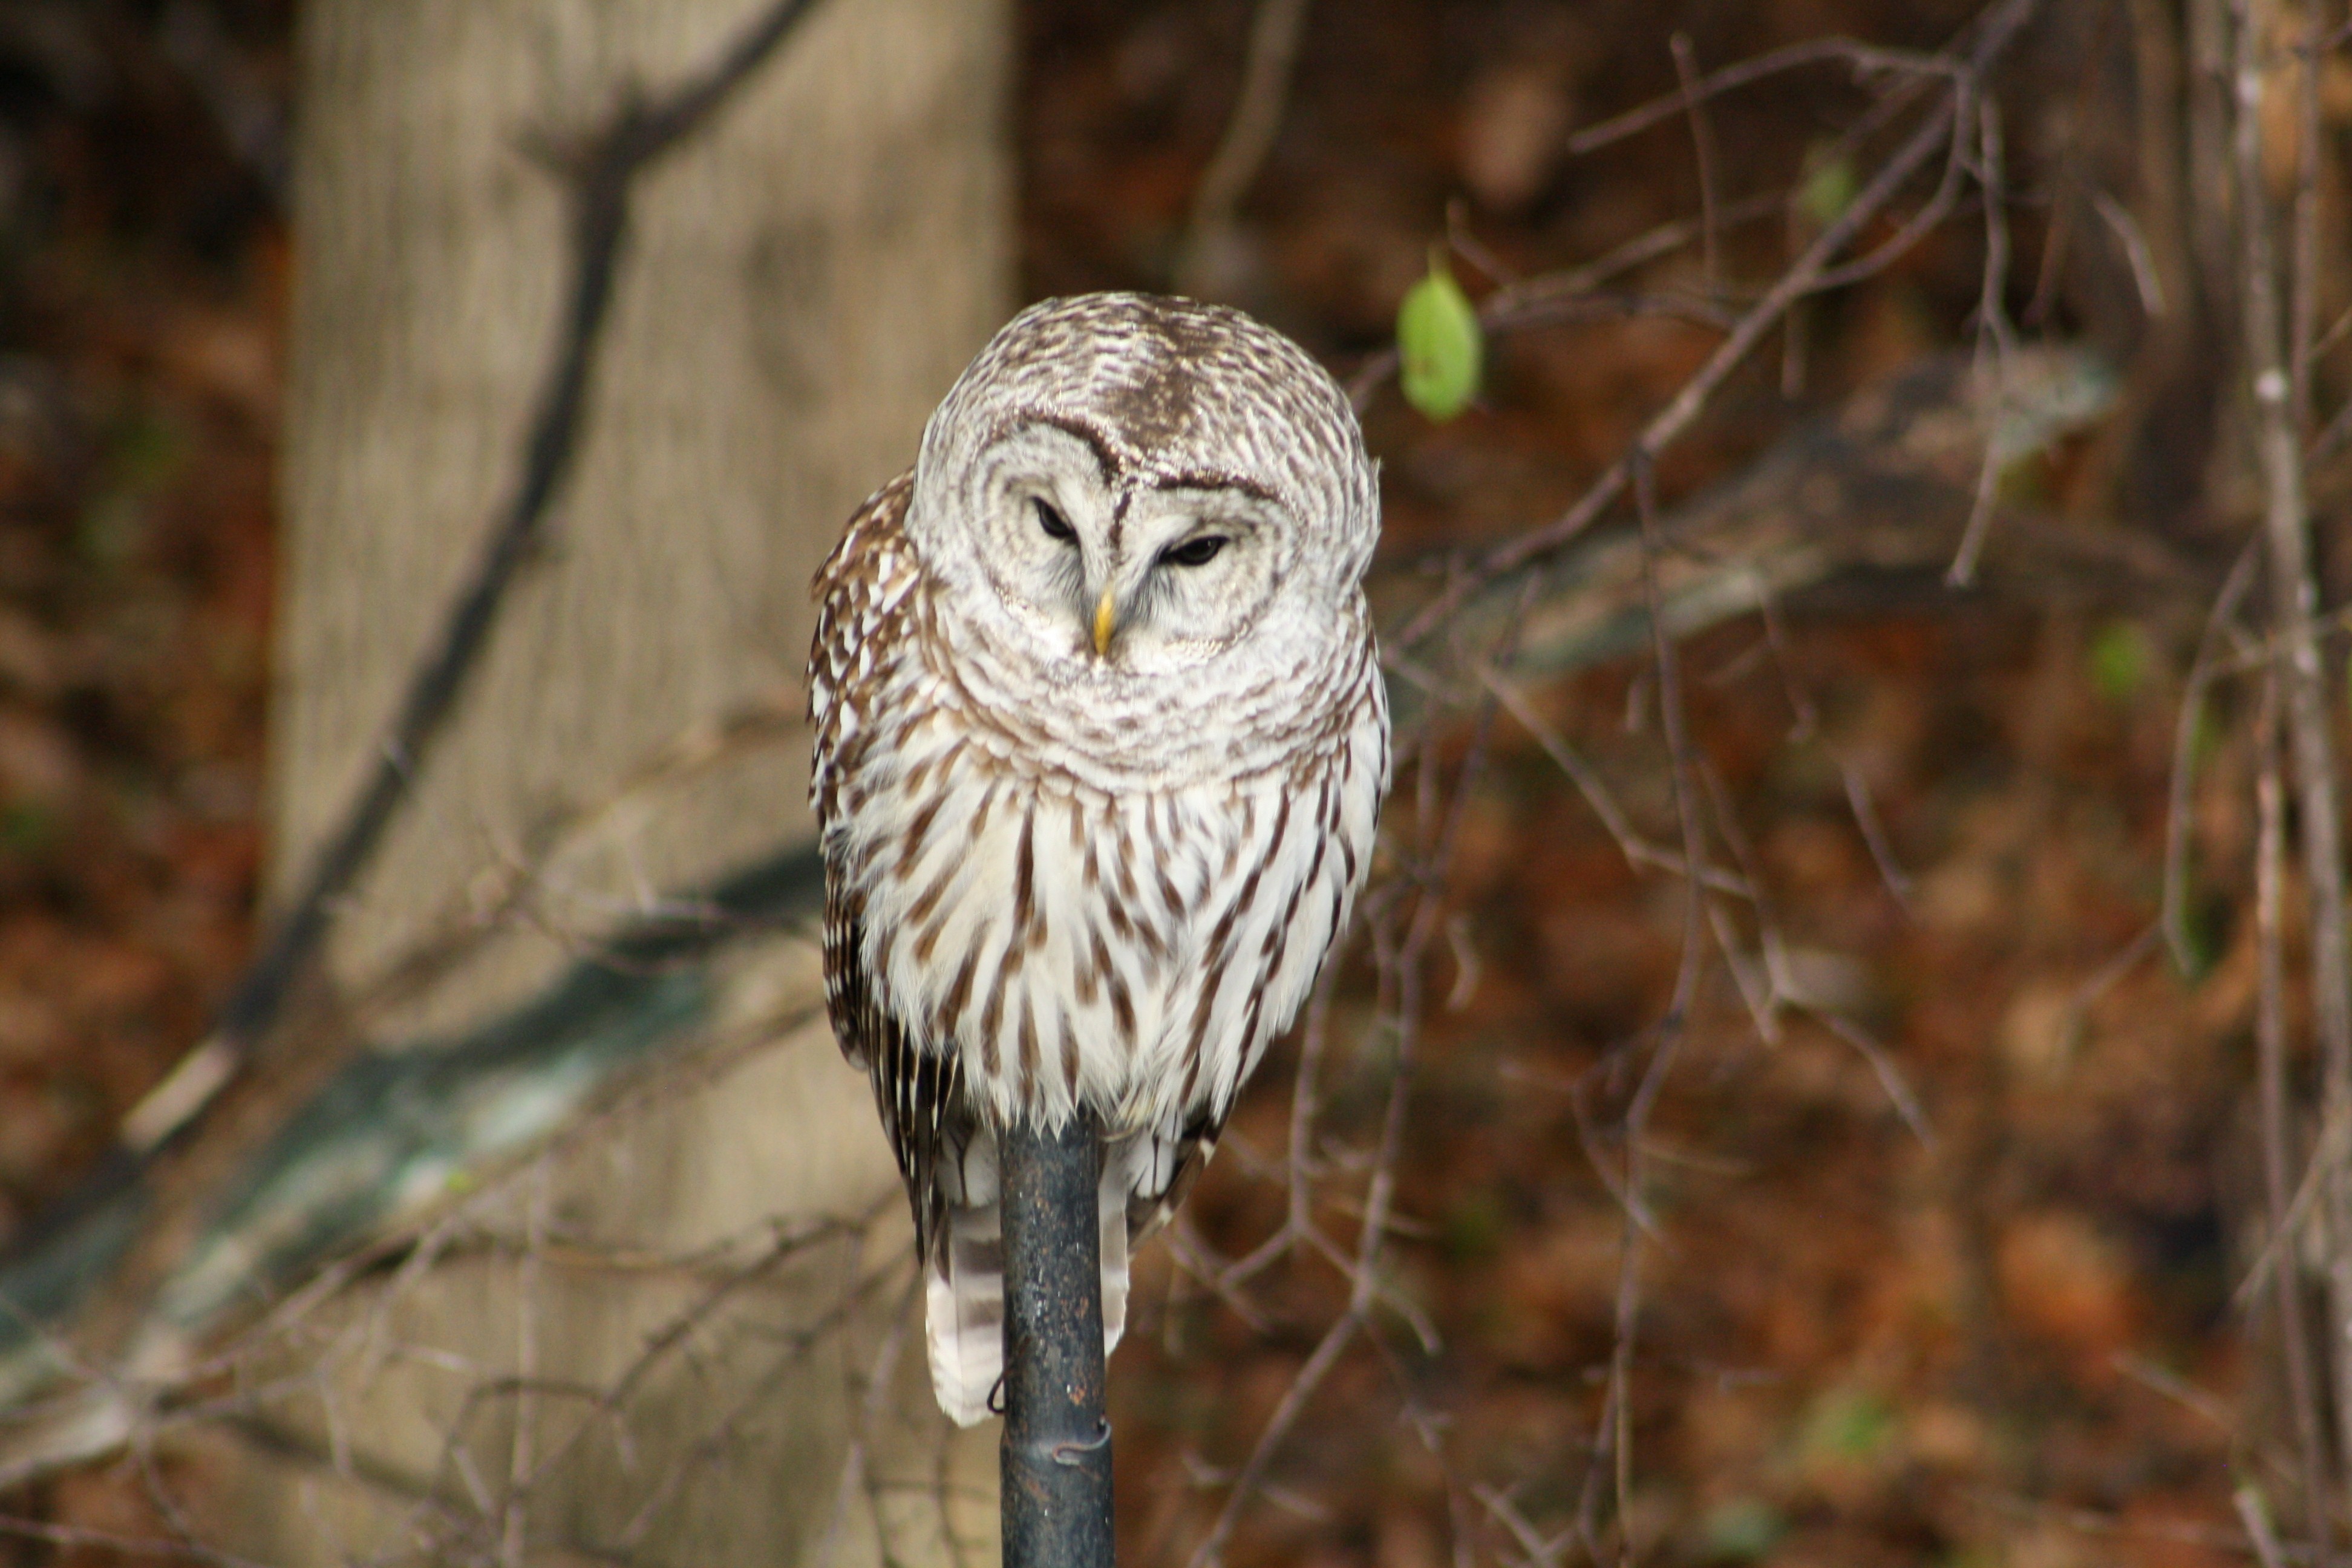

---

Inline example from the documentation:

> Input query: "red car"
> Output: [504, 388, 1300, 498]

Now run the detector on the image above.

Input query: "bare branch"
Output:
[2233, 0, 2352, 1512]
[2253, 672, 2337, 1560]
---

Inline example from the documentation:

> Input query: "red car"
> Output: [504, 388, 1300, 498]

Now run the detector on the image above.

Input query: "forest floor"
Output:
[0, 1, 2313, 1564]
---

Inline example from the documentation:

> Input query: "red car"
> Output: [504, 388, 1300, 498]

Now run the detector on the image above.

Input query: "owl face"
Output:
[909, 293, 1378, 690]
[961, 420, 1301, 676]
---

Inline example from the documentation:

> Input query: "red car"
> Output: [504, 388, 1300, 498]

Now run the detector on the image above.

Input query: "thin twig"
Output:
[1670, 33, 1725, 296]
[2163, 543, 2262, 972]
[2234, 0, 2352, 1513]
[1752, 589, 1916, 912]
[1564, 36, 1961, 155]
[1947, 94, 2014, 587]
[2306, 393, 2352, 463]
[1482, 191, 1787, 317]
[817, 1276, 918, 1567]
[0, 1514, 271, 1567]
[1479, 664, 1749, 897]
[2090, 188, 2169, 318]
[1178, 0, 1315, 294]
[2253, 671, 2335, 1561]
[500, 1162, 550, 1568]
[2239, 1485, 2294, 1568]
[1596, 453, 1714, 1562]
[1446, 200, 1521, 289]
[1693, 760, 1932, 1146]
[2290, 7, 2326, 440]
[1976, 1485, 2314, 1561]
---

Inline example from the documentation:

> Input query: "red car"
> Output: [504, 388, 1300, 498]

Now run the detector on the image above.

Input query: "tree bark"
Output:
[239, 1, 1010, 1561]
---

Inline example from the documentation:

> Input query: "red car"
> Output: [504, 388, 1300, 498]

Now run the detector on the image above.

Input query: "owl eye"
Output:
[1034, 499, 1077, 543]
[1160, 535, 1228, 569]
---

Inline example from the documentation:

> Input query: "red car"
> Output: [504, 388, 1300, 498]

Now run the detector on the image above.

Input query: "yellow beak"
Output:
[1093, 586, 1119, 657]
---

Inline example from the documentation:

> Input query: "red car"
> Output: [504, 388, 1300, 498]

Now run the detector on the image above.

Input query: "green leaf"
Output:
[1800, 1387, 1895, 1463]
[2170, 894, 2222, 982]
[2088, 620, 2149, 705]
[1699, 1498, 1787, 1562]
[0, 802, 53, 857]
[1798, 146, 1860, 229]
[1443, 1190, 1506, 1263]
[1397, 256, 1483, 422]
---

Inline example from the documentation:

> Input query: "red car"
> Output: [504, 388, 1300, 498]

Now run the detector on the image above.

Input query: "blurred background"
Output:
[0, 0, 2334, 1564]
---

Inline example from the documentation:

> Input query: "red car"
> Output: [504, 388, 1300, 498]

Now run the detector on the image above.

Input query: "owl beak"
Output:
[1093, 584, 1120, 657]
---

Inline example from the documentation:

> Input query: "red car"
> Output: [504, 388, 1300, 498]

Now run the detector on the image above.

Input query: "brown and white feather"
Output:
[809, 293, 1387, 1425]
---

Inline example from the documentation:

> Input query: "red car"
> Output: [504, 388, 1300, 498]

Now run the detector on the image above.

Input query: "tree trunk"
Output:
[239, 1, 1010, 1560]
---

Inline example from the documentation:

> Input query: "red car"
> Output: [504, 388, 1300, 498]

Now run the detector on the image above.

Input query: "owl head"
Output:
[907, 293, 1379, 685]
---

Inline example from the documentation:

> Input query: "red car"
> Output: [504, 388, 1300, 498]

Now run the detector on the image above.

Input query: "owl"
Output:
[808, 292, 1388, 1425]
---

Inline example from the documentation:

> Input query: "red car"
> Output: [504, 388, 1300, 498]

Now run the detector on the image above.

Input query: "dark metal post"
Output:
[999, 1108, 1115, 1567]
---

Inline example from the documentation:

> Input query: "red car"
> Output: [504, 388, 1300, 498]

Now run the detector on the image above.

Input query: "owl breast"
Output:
[832, 598, 1386, 1135]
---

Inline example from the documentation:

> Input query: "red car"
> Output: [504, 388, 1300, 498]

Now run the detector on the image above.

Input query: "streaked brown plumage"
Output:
[808, 293, 1387, 1423]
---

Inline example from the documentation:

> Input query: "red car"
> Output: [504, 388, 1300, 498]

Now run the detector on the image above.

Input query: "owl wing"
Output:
[1120, 1107, 1223, 1239]
[829, 894, 964, 1257]
[808, 469, 917, 840]
[808, 471, 964, 1258]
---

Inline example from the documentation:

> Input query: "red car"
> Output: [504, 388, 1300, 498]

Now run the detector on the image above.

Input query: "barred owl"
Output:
[808, 292, 1388, 1425]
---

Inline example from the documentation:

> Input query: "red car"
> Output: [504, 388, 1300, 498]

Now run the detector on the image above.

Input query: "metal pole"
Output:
[999, 1108, 1115, 1567]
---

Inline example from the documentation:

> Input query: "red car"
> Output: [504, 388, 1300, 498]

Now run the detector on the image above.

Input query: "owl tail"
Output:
[923, 1134, 1135, 1428]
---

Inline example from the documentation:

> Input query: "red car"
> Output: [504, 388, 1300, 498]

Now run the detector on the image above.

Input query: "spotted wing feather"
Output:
[810, 474, 964, 1259]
